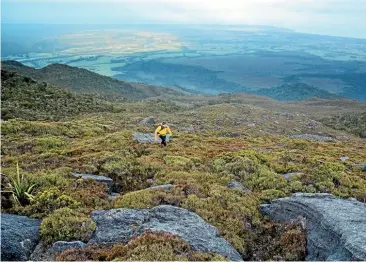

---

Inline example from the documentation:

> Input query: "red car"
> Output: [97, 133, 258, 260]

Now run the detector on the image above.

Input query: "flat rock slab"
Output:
[132, 132, 170, 143]
[282, 172, 304, 181]
[290, 134, 333, 142]
[89, 205, 242, 261]
[261, 193, 366, 261]
[72, 173, 113, 192]
[227, 181, 252, 193]
[147, 184, 173, 191]
[1, 214, 41, 261]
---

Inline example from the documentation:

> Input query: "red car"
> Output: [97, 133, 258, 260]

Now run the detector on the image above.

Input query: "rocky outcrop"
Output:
[30, 241, 86, 261]
[89, 205, 242, 261]
[132, 132, 170, 143]
[261, 193, 366, 261]
[139, 116, 156, 125]
[72, 173, 114, 192]
[227, 181, 251, 193]
[290, 134, 333, 142]
[1, 214, 41, 261]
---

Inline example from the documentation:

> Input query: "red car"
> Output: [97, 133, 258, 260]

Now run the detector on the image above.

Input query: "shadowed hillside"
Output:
[1, 69, 124, 121]
[2, 61, 186, 100]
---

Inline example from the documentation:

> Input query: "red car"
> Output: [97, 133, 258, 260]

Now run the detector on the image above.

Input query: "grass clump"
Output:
[40, 208, 96, 244]
[114, 187, 185, 209]
[8, 162, 35, 206]
[164, 155, 193, 170]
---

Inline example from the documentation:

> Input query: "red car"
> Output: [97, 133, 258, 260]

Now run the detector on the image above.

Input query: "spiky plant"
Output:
[10, 162, 36, 206]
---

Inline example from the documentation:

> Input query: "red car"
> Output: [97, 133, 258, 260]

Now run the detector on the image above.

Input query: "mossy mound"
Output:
[56, 232, 227, 261]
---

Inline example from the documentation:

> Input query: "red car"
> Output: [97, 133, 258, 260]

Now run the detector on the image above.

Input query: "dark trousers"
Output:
[159, 135, 167, 146]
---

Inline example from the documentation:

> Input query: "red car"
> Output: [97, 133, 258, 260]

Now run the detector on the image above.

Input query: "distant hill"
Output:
[252, 83, 341, 101]
[1, 61, 185, 100]
[1, 69, 123, 121]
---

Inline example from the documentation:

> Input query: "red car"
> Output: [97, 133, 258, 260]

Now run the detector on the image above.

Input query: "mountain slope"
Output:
[1, 61, 185, 100]
[1, 69, 123, 121]
[253, 83, 340, 101]
[320, 112, 366, 138]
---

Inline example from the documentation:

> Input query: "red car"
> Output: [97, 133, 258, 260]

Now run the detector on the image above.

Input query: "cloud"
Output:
[2, 0, 366, 38]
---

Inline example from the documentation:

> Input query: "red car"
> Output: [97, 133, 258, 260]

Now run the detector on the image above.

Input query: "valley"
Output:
[2, 24, 366, 100]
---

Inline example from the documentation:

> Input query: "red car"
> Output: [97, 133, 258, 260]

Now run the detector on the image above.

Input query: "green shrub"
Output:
[31, 171, 72, 192]
[182, 186, 261, 255]
[35, 136, 66, 151]
[259, 189, 287, 202]
[40, 208, 96, 244]
[114, 187, 185, 209]
[164, 155, 192, 167]
[24, 188, 80, 218]
[101, 157, 159, 193]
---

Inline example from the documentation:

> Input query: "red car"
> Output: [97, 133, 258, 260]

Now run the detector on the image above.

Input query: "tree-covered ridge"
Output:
[321, 112, 366, 138]
[1, 69, 123, 121]
[2, 61, 185, 100]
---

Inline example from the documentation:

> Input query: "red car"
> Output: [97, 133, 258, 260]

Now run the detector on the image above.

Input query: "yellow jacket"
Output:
[154, 125, 172, 140]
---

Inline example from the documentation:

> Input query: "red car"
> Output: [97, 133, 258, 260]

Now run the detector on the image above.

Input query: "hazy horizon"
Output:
[2, 0, 366, 39]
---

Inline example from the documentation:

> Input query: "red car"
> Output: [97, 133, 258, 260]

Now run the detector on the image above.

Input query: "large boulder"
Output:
[89, 205, 242, 261]
[1, 214, 41, 261]
[261, 193, 366, 261]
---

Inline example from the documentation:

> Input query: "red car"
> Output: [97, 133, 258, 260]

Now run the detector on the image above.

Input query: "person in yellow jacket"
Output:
[154, 122, 172, 146]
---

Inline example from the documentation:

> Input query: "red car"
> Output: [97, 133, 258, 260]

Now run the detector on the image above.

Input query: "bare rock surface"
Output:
[147, 184, 173, 191]
[139, 116, 156, 125]
[261, 193, 366, 261]
[227, 181, 252, 193]
[1, 214, 41, 261]
[282, 172, 304, 181]
[30, 241, 86, 261]
[89, 205, 242, 261]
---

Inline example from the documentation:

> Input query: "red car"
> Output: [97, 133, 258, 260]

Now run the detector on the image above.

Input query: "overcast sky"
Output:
[2, 0, 366, 38]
